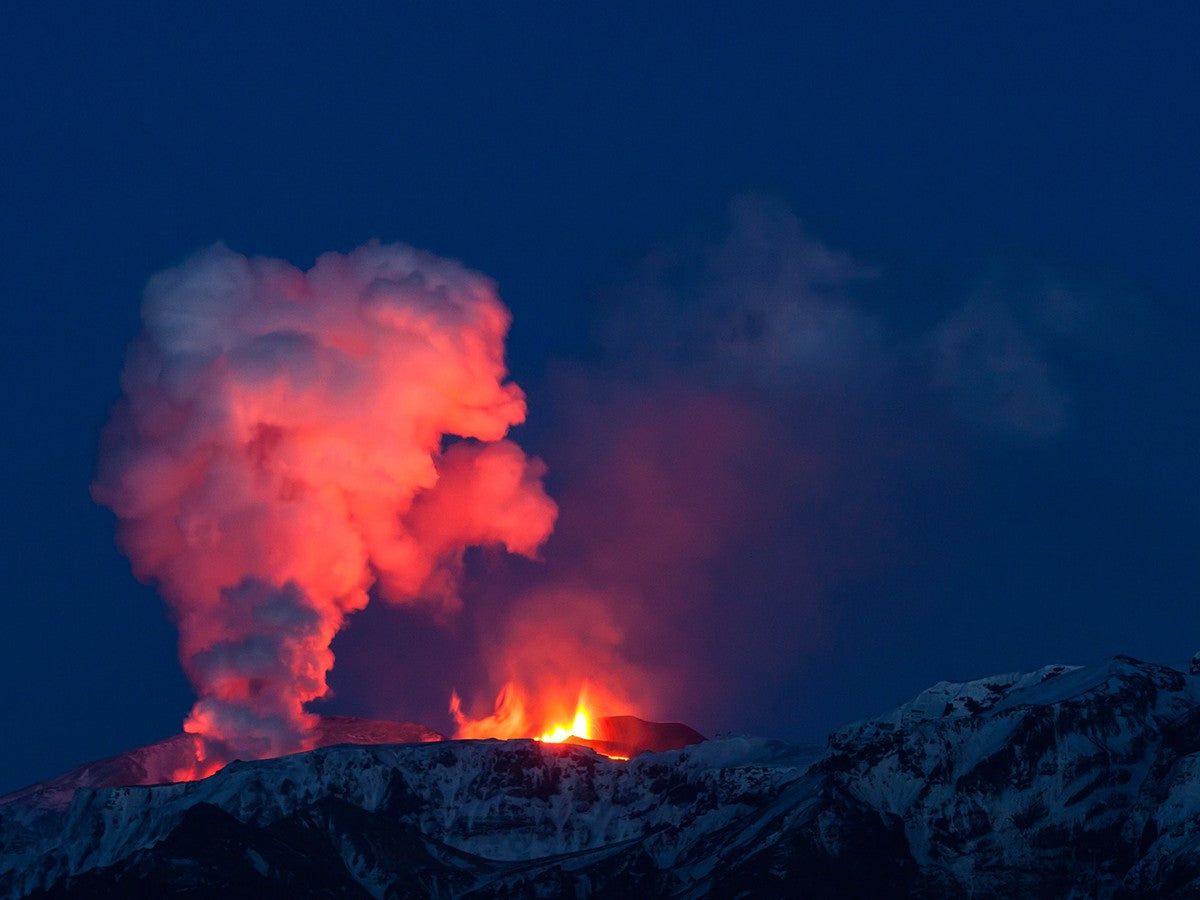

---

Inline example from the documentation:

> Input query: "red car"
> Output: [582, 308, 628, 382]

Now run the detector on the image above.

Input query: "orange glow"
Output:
[537, 706, 591, 743]
[451, 682, 631, 760]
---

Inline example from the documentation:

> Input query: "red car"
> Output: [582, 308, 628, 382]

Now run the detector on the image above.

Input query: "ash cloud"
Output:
[595, 194, 881, 388]
[933, 291, 1071, 440]
[455, 197, 894, 734]
[94, 241, 556, 773]
[457, 193, 1188, 739]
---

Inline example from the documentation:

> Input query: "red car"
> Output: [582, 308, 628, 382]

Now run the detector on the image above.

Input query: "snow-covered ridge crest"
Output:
[858, 663, 1083, 728]
[0, 715, 442, 813]
[7, 655, 1200, 897]
[1, 736, 814, 897]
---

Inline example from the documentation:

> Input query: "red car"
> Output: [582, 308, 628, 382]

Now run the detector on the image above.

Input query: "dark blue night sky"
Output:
[2, 2, 1197, 793]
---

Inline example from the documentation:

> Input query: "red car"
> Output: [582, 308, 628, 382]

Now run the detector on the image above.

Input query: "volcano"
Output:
[0, 717, 443, 813]
[0, 714, 704, 815]
[8, 655, 1200, 896]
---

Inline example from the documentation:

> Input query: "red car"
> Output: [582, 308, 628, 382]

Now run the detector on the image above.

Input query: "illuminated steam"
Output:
[93, 242, 556, 775]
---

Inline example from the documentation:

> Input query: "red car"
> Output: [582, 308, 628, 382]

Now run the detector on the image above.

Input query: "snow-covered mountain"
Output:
[0, 716, 444, 814]
[6, 655, 1200, 897]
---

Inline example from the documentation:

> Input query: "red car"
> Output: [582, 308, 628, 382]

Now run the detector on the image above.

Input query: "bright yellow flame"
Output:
[537, 706, 591, 743]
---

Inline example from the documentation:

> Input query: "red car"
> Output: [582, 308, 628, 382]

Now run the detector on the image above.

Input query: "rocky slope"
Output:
[6, 655, 1200, 897]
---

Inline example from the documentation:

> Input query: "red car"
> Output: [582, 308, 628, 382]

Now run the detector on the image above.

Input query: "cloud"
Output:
[93, 241, 556, 773]
[933, 296, 1070, 439]
[458, 194, 1186, 737]
[593, 194, 881, 388]
[455, 198, 884, 735]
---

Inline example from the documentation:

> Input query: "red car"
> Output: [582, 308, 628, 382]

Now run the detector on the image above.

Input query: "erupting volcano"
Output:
[90, 239, 705, 785]
[451, 684, 703, 760]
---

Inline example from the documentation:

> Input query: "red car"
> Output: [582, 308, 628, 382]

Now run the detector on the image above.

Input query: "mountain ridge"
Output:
[7, 654, 1200, 896]
[0, 716, 445, 813]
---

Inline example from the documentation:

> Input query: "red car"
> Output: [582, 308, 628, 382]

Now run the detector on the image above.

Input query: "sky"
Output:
[1, 2, 1197, 793]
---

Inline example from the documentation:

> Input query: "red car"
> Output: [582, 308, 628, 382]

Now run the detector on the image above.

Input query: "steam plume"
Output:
[93, 242, 556, 775]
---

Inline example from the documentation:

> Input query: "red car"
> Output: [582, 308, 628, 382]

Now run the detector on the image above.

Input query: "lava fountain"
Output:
[538, 706, 590, 744]
[451, 681, 700, 760]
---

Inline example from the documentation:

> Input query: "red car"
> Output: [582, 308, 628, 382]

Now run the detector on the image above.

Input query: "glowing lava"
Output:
[537, 707, 591, 744]
[534, 704, 630, 761]
[451, 683, 636, 760]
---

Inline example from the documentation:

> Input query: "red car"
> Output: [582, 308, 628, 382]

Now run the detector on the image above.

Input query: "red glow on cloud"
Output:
[448, 583, 639, 744]
[447, 375, 829, 745]
[93, 242, 557, 777]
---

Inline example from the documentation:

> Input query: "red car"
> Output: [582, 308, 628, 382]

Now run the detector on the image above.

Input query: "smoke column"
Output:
[93, 242, 556, 776]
